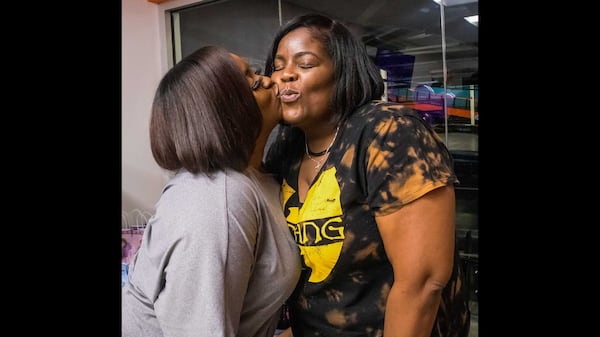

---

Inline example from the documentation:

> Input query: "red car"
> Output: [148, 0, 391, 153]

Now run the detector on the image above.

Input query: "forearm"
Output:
[383, 280, 443, 337]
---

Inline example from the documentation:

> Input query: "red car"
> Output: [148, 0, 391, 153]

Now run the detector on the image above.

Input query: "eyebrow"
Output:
[275, 51, 320, 61]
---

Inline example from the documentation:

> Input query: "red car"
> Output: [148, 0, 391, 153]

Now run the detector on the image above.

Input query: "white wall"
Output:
[121, 0, 199, 220]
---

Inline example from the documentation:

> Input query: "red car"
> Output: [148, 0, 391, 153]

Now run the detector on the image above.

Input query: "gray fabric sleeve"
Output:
[149, 172, 260, 336]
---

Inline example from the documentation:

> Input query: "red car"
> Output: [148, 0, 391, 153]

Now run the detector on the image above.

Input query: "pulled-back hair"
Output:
[264, 13, 384, 125]
[150, 45, 262, 174]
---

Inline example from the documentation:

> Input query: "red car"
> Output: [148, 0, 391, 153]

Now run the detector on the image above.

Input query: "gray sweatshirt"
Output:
[122, 168, 301, 337]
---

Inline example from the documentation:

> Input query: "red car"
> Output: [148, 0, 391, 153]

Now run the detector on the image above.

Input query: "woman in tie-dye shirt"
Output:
[264, 14, 470, 337]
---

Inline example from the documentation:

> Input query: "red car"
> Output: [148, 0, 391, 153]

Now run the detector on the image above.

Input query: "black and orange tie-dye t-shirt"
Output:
[278, 101, 469, 337]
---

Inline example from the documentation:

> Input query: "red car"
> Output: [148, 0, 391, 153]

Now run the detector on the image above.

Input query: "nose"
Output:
[260, 75, 274, 88]
[279, 71, 297, 82]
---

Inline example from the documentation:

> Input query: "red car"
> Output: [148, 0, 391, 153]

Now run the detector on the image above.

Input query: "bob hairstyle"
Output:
[150, 45, 262, 174]
[264, 13, 384, 125]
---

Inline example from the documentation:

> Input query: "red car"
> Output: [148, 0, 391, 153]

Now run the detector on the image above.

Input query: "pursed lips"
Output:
[278, 88, 300, 103]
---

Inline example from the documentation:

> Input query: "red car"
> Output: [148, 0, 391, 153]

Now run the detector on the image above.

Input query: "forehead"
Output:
[278, 27, 327, 55]
[229, 53, 248, 71]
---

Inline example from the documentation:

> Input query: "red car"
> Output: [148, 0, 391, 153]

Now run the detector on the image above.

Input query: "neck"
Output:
[305, 125, 339, 156]
[249, 131, 270, 171]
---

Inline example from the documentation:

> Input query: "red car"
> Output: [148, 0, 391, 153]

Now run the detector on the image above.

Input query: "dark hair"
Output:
[150, 45, 262, 174]
[263, 14, 384, 178]
[264, 13, 384, 125]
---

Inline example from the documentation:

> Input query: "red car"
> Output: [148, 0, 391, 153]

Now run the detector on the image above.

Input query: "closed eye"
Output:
[251, 77, 263, 90]
[272, 62, 283, 72]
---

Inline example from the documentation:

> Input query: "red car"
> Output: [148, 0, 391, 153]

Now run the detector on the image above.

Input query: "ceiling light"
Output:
[464, 15, 478, 27]
[432, 0, 478, 6]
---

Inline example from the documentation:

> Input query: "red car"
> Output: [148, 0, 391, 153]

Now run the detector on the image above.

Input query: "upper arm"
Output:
[153, 175, 260, 336]
[375, 185, 456, 290]
[364, 112, 457, 216]
[365, 111, 457, 287]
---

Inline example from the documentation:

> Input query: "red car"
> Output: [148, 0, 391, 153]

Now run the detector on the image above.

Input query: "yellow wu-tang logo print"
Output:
[283, 167, 344, 283]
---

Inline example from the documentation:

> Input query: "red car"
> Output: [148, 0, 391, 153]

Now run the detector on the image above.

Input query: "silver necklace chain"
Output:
[305, 126, 340, 170]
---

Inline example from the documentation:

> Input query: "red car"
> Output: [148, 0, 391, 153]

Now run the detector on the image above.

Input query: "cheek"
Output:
[271, 73, 283, 86]
[304, 77, 335, 104]
[310, 81, 333, 94]
[254, 93, 268, 109]
[255, 92, 276, 112]
[305, 70, 335, 92]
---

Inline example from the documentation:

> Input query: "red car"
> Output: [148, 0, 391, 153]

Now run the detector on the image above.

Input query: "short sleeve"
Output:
[364, 111, 457, 216]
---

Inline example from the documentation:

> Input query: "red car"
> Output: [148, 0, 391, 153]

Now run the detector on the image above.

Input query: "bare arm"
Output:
[375, 186, 456, 337]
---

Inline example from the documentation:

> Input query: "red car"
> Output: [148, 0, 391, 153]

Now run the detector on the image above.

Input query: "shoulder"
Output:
[222, 170, 266, 218]
[350, 100, 423, 130]
[346, 100, 426, 138]
[156, 170, 261, 233]
[353, 100, 419, 119]
[224, 169, 260, 197]
[157, 170, 258, 215]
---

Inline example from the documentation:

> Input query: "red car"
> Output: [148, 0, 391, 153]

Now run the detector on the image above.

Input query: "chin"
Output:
[282, 109, 303, 124]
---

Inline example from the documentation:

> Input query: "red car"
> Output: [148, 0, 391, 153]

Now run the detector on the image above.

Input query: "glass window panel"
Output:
[170, 1, 478, 317]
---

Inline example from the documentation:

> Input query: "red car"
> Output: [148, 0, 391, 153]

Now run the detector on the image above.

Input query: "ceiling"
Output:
[153, 0, 478, 59]
[284, 0, 478, 59]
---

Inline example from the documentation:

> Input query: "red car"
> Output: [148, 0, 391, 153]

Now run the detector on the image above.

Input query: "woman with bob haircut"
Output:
[122, 45, 301, 337]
